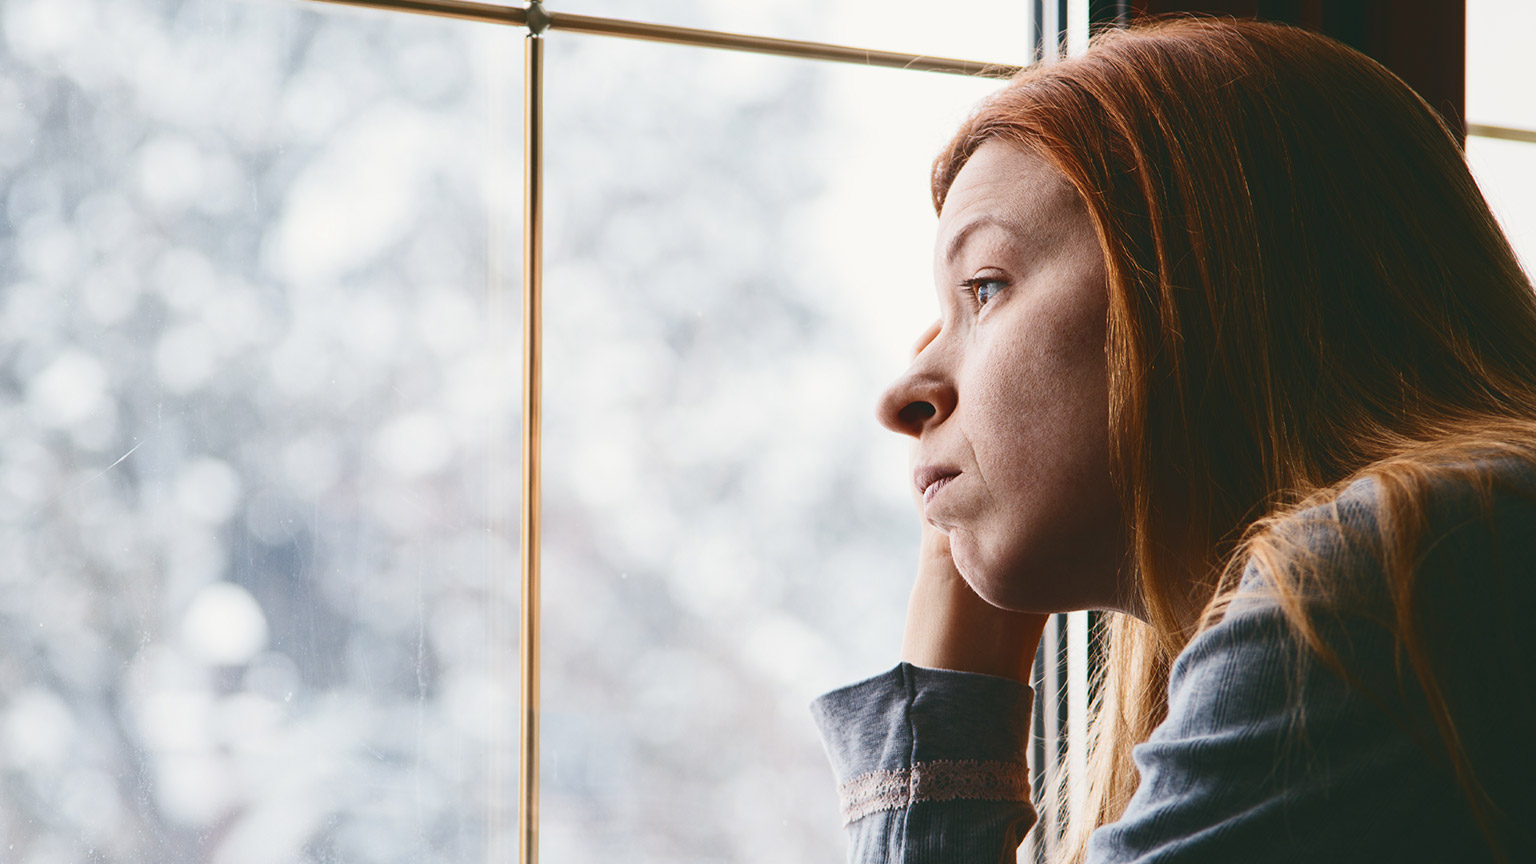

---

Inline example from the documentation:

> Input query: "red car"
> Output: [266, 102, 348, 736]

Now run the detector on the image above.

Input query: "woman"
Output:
[813, 16, 1536, 864]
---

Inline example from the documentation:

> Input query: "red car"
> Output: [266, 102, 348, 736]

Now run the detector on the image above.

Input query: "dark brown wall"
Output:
[1090, 0, 1466, 139]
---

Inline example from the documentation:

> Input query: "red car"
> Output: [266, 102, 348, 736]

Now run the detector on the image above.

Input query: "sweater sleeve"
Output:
[1083, 469, 1536, 863]
[810, 663, 1037, 864]
[1085, 582, 1482, 864]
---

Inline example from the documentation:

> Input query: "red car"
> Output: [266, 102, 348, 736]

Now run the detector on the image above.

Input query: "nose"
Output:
[876, 320, 955, 438]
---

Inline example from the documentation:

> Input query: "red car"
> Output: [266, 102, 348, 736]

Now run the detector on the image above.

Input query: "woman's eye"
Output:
[964, 278, 1007, 307]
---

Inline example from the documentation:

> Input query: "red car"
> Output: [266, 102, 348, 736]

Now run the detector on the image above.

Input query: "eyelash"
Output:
[961, 277, 1008, 308]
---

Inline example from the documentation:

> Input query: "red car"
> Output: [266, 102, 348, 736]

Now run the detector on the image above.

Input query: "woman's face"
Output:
[877, 141, 1128, 614]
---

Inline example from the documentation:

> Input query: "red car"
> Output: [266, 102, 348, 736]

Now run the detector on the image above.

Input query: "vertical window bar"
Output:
[1027, 637, 1046, 863]
[1030, 0, 1045, 63]
[1059, 0, 1071, 56]
[519, 11, 546, 864]
[1037, 613, 1067, 857]
[1066, 609, 1090, 822]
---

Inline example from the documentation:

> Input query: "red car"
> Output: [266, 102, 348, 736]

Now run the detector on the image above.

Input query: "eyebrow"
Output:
[943, 214, 1030, 266]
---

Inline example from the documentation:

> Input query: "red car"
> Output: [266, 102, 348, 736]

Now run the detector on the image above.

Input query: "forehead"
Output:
[937, 141, 1084, 238]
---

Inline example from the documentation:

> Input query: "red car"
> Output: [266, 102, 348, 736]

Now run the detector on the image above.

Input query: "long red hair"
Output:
[932, 16, 1536, 862]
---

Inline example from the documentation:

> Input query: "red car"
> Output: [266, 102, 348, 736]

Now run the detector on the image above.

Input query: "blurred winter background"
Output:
[1466, 0, 1536, 274]
[0, 0, 1529, 861]
[0, 0, 1016, 860]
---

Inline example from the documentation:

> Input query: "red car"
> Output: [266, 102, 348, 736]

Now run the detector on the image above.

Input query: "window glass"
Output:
[1469, 138, 1536, 274]
[565, 0, 1032, 69]
[539, 23, 1002, 863]
[0, 0, 520, 859]
[1467, 0, 1536, 272]
[3, 0, 1027, 859]
[1466, 0, 1536, 131]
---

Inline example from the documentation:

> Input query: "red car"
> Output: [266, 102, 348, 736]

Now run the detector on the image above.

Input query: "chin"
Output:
[949, 527, 1122, 615]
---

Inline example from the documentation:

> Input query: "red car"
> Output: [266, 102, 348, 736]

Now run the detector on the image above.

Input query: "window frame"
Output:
[301, 2, 1104, 861]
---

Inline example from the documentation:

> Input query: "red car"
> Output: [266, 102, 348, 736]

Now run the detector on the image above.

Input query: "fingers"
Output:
[901, 527, 1047, 683]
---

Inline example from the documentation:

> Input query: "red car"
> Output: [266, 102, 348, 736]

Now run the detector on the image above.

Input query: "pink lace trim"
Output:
[836, 759, 1030, 825]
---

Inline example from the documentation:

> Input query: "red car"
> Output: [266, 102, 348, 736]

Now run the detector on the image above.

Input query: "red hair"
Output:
[932, 16, 1536, 861]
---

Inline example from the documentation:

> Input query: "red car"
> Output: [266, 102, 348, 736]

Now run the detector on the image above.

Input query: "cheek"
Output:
[953, 311, 1113, 578]
[963, 323, 1104, 484]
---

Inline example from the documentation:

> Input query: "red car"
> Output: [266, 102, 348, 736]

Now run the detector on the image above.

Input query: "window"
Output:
[3, 1, 1094, 861]
[1467, 0, 1536, 273]
[2, 2, 520, 860]
[18, 2, 1511, 862]
[536, 26, 1006, 864]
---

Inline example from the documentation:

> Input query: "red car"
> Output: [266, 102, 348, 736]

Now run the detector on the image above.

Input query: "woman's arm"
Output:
[811, 664, 1038, 864]
[811, 525, 1047, 863]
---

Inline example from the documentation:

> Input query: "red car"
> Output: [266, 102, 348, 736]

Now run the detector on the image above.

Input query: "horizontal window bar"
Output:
[1469, 123, 1536, 145]
[301, 0, 526, 26]
[302, 0, 1022, 77]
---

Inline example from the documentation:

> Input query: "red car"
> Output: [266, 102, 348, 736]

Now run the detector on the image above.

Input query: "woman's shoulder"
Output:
[1334, 452, 1536, 526]
[1155, 454, 1536, 862]
[1102, 457, 1536, 862]
[1234, 453, 1536, 608]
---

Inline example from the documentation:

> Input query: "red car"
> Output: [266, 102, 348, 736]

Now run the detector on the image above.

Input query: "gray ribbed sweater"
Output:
[812, 468, 1536, 862]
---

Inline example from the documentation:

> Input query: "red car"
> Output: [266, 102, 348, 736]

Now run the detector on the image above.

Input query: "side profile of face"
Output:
[877, 141, 1128, 614]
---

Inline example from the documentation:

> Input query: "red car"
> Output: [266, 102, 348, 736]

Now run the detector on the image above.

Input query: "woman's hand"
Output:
[900, 524, 1048, 684]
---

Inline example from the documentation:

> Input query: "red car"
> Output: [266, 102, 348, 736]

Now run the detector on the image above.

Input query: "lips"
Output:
[914, 466, 961, 504]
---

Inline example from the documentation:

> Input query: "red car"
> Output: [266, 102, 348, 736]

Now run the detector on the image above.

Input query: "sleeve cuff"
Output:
[810, 663, 1035, 826]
